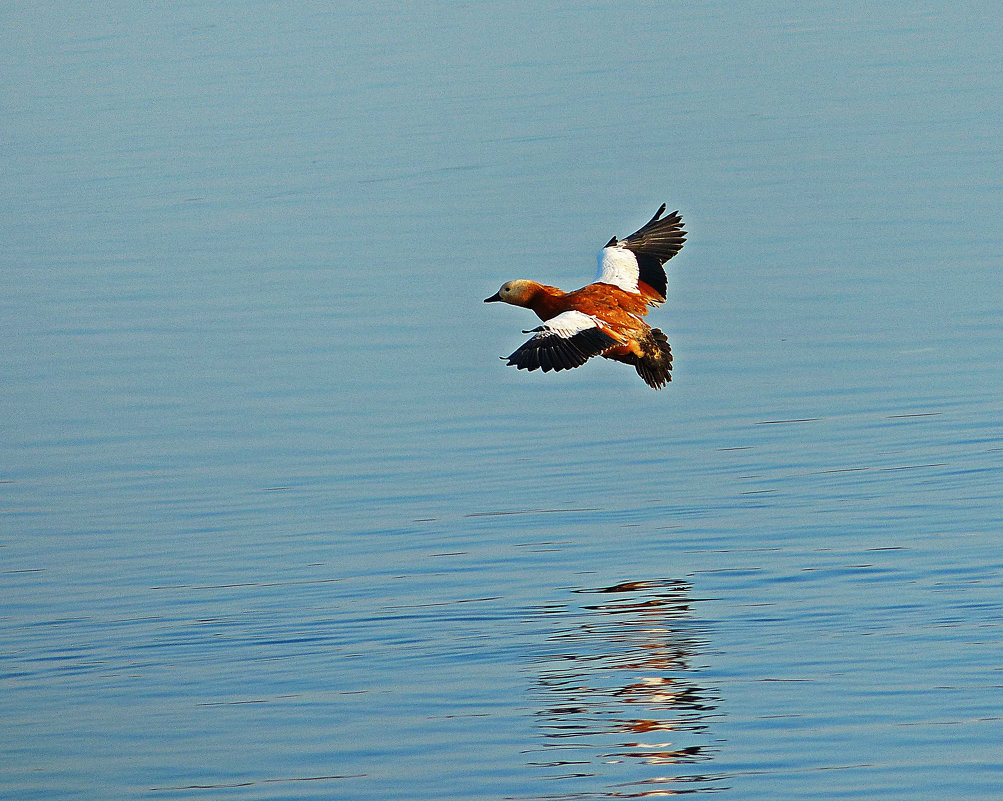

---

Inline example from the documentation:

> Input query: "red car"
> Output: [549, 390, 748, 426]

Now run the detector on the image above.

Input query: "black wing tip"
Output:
[620, 204, 687, 267]
[629, 206, 685, 235]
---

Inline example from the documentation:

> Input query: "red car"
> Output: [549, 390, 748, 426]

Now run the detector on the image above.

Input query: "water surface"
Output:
[2, 2, 1001, 799]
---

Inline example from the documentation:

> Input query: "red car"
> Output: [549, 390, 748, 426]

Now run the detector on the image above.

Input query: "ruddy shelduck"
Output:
[485, 204, 686, 389]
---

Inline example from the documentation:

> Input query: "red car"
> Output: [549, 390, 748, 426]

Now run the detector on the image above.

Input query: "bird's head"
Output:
[484, 280, 538, 307]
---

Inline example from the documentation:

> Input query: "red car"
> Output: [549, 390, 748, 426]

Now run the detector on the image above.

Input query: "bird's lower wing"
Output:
[505, 310, 619, 373]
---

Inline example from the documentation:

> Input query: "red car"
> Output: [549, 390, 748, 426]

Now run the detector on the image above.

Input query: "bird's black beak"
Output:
[484, 292, 502, 303]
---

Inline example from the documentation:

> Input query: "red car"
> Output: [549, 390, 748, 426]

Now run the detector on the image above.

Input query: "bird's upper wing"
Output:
[595, 204, 686, 304]
[504, 310, 620, 373]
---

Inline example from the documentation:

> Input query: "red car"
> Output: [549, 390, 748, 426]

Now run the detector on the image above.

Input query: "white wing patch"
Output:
[596, 245, 641, 294]
[536, 310, 604, 337]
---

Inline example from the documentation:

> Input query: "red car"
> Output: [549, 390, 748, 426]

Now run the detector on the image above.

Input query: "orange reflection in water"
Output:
[527, 579, 726, 797]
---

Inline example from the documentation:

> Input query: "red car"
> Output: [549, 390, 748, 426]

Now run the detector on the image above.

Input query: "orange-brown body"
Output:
[498, 280, 654, 360]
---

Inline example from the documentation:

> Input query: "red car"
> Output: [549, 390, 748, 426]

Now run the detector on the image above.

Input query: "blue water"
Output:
[3, 2, 1001, 799]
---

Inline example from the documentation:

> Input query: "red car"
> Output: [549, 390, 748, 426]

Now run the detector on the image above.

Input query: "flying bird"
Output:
[484, 204, 686, 389]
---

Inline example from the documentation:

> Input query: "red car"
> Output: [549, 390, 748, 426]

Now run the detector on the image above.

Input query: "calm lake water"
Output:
[3, 2, 1002, 799]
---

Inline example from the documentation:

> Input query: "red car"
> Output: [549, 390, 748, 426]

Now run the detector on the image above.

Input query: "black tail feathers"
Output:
[634, 328, 673, 389]
[606, 328, 673, 389]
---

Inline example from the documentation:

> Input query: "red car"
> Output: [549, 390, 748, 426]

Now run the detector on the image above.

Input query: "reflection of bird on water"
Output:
[527, 579, 726, 795]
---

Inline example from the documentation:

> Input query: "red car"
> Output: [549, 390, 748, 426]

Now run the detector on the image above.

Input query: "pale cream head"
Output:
[484, 279, 538, 306]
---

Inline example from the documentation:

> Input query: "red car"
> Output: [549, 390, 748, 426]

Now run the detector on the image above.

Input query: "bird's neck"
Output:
[522, 283, 567, 321]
